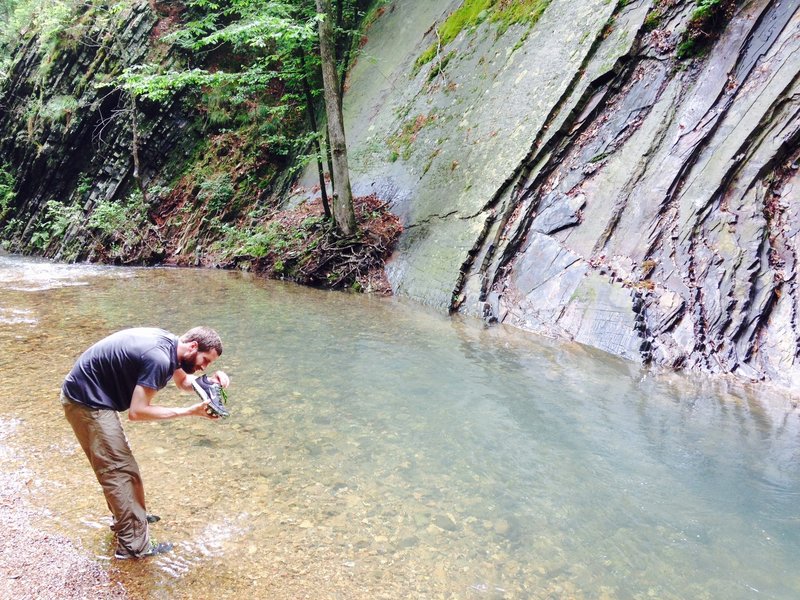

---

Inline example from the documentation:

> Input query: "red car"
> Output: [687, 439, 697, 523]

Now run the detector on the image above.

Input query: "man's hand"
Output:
[210, 370, 230, 387]
[187, 400, 220, 420]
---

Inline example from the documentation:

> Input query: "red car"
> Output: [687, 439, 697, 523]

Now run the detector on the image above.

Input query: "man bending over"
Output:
[61, 326, 230, 559]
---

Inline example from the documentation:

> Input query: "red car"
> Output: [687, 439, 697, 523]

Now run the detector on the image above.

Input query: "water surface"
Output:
[2, 254, 800, 599]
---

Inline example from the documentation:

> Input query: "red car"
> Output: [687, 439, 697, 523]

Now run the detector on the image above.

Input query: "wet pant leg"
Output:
[62, 394, 150, 557]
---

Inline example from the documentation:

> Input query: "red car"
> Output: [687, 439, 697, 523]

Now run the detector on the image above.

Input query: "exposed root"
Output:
[243, 194, 402, 294]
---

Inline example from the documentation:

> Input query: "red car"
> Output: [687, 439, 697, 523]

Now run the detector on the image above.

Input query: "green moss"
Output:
[387, 113, 436, 161]
[439, 0, 493, 44]
[643, 10, 661, 31]
[676, 38, 697, 59]
[415, 0, 552, 70]
[490, 0, 551, 36]
[677, 0, 736, 60]
[426, 49, 456, 82]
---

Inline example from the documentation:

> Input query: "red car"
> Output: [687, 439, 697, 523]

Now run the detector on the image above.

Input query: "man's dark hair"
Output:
[181, 326, 223, 356]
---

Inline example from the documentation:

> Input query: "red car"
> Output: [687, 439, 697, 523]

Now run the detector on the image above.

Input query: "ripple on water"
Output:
[0, 255, 132, 292]
[0, 308, 37, 325]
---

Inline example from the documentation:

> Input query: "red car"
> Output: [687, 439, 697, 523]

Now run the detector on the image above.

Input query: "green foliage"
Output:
[213, 221, 289, 259]
[75, 173, 92, 197]
[40, 94, 78, 122]
[87, 198, 129, 236]
[198, 173, 235, 213]
[689, 0, 725, 22]
[119, 0, 317, 103]
[212, 208, 329, 264]
[30, 199, 81, 251]
[117, 0, 334, 176]
[87, 191, 150, 251]
[0, 163, 16, 219]
[120, 66, 238, 103]
[3, 0, 375, 262]
[678, 0, 736, 60]
[6, 0, 115, 78]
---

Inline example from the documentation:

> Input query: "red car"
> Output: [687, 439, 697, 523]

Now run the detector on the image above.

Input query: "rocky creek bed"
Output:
[0, 418, 128, 599]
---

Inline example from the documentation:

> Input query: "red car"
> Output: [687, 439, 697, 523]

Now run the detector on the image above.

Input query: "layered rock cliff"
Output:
[336, 0, 799, 388]
[0, 1, 196, 263]
[1, 0, 799, 388]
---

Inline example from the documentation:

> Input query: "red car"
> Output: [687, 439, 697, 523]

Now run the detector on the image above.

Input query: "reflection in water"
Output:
[2, 255, 800, 598]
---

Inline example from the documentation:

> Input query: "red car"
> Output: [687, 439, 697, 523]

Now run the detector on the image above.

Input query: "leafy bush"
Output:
[0, 163, 15, 218]
[30, 199, 81, 251]
[198, 173, 235, 213]
[210, 194, 401, 293]
[87, 192, 150, 250]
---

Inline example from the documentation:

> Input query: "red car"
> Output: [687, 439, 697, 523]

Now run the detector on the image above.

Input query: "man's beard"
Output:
[180, 355, 199, 373]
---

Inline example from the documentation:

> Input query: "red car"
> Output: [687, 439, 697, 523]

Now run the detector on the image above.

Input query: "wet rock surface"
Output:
[342, 0, 800, 388]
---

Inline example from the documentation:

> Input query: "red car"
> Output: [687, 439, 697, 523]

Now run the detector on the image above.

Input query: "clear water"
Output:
[2, 254, 800, 599]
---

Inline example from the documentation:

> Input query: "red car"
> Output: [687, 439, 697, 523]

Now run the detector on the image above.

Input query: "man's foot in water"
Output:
[114, 540, 174, 560]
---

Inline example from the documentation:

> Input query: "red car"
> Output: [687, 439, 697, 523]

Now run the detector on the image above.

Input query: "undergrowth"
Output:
[212, 194, 401, 294]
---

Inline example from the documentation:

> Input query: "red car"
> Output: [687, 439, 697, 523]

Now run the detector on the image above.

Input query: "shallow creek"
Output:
[1, 254, 800, 599]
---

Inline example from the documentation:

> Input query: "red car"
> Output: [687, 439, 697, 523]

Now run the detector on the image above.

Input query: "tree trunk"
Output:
[297, 48, 331, 219]
[130, 96, 148, 205]
[337, 0, 351, 102]
[316, 0, 356, 237]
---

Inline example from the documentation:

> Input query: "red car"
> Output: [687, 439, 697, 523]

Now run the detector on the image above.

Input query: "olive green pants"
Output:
[62, 394, 150, 558]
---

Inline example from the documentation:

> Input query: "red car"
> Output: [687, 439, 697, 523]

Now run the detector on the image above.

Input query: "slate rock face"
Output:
[0, 1, 194, 262]
[341, 0, 800, 387]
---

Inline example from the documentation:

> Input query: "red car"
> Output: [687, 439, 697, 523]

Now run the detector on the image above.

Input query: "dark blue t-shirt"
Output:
[62, 328, 179, 411]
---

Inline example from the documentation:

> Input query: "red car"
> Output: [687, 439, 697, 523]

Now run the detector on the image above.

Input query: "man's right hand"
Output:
[188, 400, 220, 420]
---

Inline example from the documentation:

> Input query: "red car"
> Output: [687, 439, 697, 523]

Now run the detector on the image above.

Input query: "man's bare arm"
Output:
[128, 384, 214, 421]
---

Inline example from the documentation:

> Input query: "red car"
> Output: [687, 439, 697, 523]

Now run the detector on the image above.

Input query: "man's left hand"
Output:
[211, 370, 230, 388]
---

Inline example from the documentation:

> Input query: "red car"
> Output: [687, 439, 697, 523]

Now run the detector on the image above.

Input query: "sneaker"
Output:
[114, 541, 174, 560]
[192, 375, 230, 418]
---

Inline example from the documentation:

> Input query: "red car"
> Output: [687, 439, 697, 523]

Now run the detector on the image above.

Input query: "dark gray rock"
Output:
[338, 0, 800, 388]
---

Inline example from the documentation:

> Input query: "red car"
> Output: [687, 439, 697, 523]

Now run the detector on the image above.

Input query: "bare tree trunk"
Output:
[129, 96, 148, 205]
[337, 0, 351, 102]
[298, 47, 331, 219]
[325, 127, 335, 191]
[316, 0, 356, 236]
